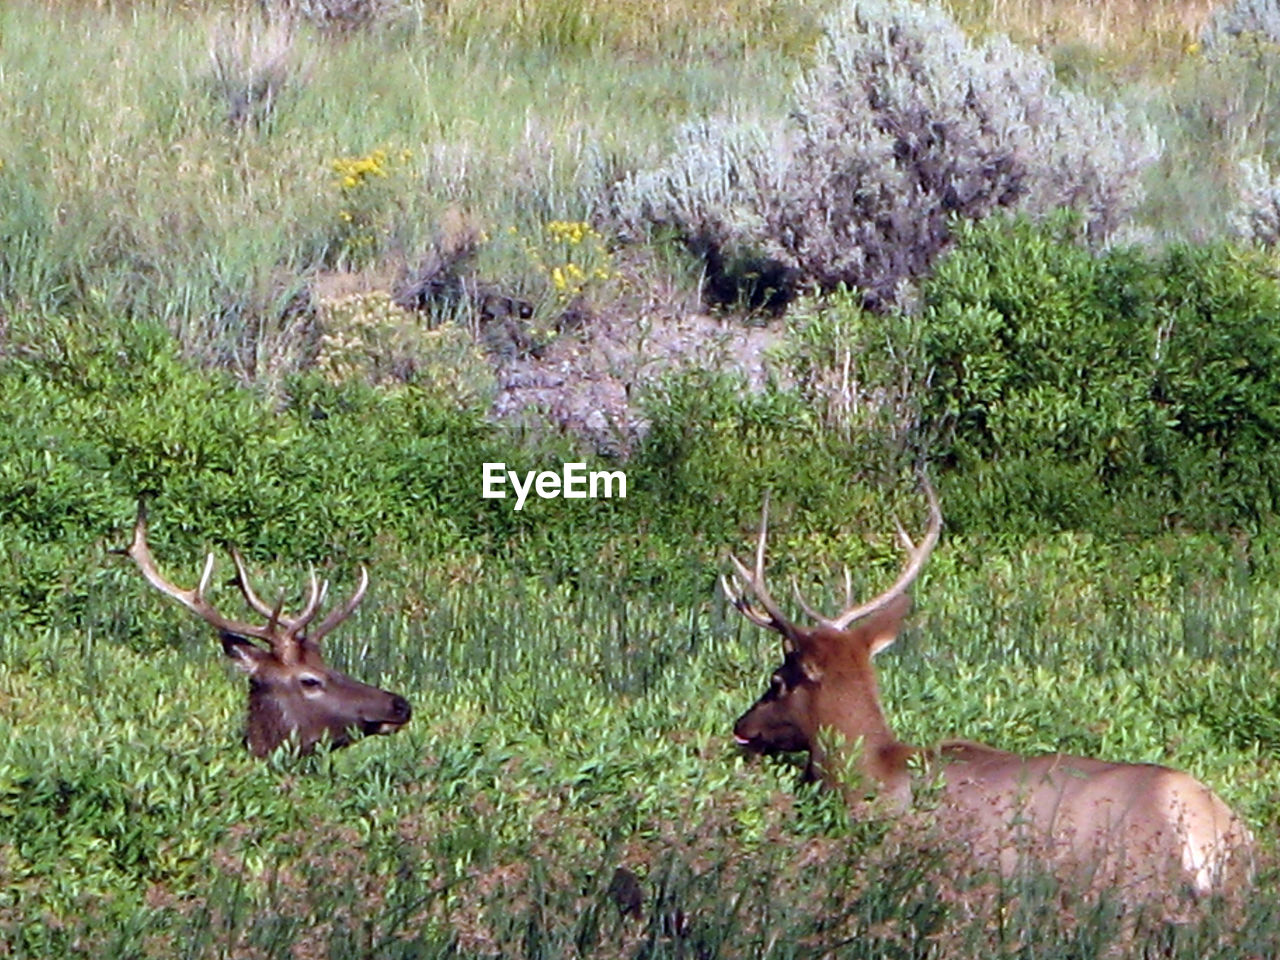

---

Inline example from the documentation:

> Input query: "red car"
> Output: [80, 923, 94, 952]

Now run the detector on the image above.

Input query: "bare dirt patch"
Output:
[490, 303, 784, 456]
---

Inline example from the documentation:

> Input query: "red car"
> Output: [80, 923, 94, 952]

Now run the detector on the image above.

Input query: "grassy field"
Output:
[4, 366, 1280, 957]
[5, 528, 1280, 955]
[3, 0, 1277, 360]
[4, 0, 1280, 956]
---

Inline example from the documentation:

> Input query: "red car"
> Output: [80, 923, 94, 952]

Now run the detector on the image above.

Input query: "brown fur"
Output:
[124, 502, 411, 758]
[734, 597, 1252, 896]
[224, 633, 411, 757]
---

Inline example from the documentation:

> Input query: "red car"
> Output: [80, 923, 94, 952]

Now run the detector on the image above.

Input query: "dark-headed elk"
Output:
[722, 479, 1251, 897]
[124, 503, 411, 757]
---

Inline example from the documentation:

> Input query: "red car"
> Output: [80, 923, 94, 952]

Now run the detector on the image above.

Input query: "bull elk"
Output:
[123, 503, 411, 756]
[723, 480, 1251, 897]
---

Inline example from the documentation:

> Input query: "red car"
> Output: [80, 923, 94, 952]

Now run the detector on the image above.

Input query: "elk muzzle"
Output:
[300, 671, 413, 747]
[368, 692, 413, 734]
[733, 701, 813, 755]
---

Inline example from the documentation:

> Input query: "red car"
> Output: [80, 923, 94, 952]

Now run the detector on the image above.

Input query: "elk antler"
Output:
[309, 566, 369, 643]
[229, 549, 332, 642]
[794, 475, 942, 631]
[721, 493, 804, 652]
[126, 501, 292, 649]
[125, 501, 371, 661]
[230, 548, 369, 644]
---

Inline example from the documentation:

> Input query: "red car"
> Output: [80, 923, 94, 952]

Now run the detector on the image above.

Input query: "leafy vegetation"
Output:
[614, 0, 1156, 309]
[6, 279, 1280, 954]
[6, 0, 1280, 955]
[6, 514, 1280, 956]
[919, 218, 1280, 534]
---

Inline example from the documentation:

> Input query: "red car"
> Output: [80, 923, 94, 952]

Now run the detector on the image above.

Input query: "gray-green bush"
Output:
[1233, 155, 1280, 245]
[1202, 0, 1280, 53]
[614, 0, 1158, 309]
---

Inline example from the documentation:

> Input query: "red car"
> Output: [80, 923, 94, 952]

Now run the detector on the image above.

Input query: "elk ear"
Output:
[221, 633, 271, 675]
[861, 593, 913, 658]
[799, 658, 824, 683]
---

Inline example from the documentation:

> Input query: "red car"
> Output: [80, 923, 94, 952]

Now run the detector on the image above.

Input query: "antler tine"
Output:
[790, 566, 854, 624]
[722, 494, 802, 648]
[308, 566, 369, 644]
[790, 578, 827, 623]
[284, 568, 328, 639]
[232, 549, 333, 641]
[196, 553, 216, 600]
[124, 500, 282, 644]
[893, 518, 915, 552]
[230, 548, 276, 619]
[721, 571, 781, 631]
[826, 475, 942, 631]
[266, 589, 286, 635]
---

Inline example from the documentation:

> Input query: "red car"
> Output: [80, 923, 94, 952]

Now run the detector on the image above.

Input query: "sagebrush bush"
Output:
[258, 0, 415, 32]
[1232, 155, 1280, 245]
[1201, 0, 1280, 53]
[614, 0, 1158, 310]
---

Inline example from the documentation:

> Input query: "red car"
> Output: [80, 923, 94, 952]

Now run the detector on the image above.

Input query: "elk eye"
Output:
[300, 676, 324, 690]
[769, 674, 787, 697]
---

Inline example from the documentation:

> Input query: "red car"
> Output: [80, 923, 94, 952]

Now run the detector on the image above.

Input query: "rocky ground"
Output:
[488, 302, 784, 457]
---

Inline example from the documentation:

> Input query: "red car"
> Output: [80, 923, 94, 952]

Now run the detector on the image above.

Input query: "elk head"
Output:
[721, 483, 1255, 898]
[124, 503, 411, 757]
[722, 480, 941, 785]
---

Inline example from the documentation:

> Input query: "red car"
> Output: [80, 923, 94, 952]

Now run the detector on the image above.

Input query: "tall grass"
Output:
[0, 0, 815, 374]
[943, 0, 1280, 244]
[945, 0, 1216, 74]
[3, 539, 1279, 956]
[6, 0, 1280, 379]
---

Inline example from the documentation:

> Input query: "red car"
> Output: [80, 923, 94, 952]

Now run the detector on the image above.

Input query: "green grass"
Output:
[6, 0, 1280, 954]
[8, 0, 1280, 375]
[4, 531, 1280, 956]
[0, 0, 816, 374]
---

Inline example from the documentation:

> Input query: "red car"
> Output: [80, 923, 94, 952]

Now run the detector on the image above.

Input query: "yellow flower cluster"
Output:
[328, 147, 412, 266]
[550, 262, 585, 292]
[331, 148, 402, 191]
[537, 219, 613, 301]
[550, 262, 610, 292]
[545, 219, 601, 246]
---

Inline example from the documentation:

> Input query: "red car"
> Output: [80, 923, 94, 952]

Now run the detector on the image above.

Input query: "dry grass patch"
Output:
[948, 0, 1219, 75]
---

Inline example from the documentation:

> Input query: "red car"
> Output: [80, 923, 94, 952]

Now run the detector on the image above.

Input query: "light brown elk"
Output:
[723, 481, 1251, 897]
[125, 504, 411, 757]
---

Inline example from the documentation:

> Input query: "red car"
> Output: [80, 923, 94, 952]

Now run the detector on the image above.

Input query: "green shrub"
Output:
[914, 217, 1280, 533]
[0, 317, 514, 627]
[0, 314, 906, 630]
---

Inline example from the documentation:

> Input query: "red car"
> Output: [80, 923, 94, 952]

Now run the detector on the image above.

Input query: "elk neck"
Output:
[244, 681, 295, 757]
[806, 628, 915, 803]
